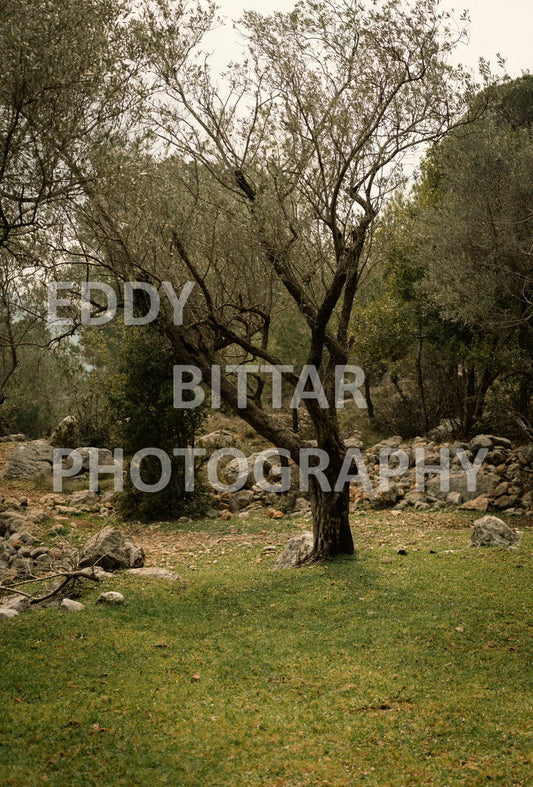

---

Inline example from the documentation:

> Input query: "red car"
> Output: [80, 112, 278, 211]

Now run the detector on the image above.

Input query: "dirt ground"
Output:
[1, 442, 530, 568]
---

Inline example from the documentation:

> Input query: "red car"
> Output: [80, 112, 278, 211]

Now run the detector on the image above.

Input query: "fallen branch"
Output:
[0, 568, 103, 605]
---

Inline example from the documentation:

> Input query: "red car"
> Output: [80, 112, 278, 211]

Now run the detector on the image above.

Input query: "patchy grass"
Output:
[1, 513, 532, 786]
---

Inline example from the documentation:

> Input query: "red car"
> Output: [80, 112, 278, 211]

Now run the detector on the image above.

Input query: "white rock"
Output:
[79, 527, 144, 571]
[2, 595, 30, 613]
[470, 516, 520, 548]
[0, 607, 19, 619]
[125, 567, 181, 581]
[96, 591, 125, 605]
[60, 598, 85, 612]
[274, 531, 314, 569]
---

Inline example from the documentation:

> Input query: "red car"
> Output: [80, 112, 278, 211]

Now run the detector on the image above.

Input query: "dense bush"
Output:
[108, 327, 210, 521]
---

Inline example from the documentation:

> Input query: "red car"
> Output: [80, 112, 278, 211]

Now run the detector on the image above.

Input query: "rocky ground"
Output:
[0, 427, 531, 589]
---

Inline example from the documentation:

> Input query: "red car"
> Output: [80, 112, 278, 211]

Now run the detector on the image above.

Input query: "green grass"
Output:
[1, 514, 532, 786]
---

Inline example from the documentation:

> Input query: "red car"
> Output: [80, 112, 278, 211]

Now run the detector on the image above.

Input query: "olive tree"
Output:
[82, 0, 481, 559]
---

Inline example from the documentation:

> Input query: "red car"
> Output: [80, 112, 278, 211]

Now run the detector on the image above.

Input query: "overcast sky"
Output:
[209, 0, 532, 78]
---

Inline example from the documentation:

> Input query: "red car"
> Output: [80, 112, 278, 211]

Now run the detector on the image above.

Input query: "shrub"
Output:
[108, 327, 210, 521]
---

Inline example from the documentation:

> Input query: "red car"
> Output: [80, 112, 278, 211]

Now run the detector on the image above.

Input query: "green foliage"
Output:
[108, 327, 210, 521]
[353, 77, 533, 438]
[0, 0, 142, 433]
[2, 330, 76, 439]
[414, 76, 533, 433]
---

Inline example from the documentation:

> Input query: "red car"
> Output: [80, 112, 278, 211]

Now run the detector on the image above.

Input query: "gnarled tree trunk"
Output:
[308, 480, 353, 560]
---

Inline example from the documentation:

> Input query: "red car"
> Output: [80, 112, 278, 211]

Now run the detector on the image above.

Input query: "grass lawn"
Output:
[1, 512, 532, 786]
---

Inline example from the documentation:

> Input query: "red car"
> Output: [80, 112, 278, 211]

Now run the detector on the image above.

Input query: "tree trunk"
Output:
[308, 481, 354, 560]
[168, 330, 356, 561]
[415, 331, 429, 433]
[364, 375, 375, 422]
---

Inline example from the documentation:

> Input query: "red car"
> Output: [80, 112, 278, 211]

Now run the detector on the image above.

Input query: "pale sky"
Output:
[209, 0, 532, 78]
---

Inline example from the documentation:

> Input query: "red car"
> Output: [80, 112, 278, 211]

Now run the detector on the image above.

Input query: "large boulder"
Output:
[64, 447, 115, 473]
[470, 515, 520, 548]
[79, 527, 144, 570]
[2, 440, 53, 480]
[426, 471, 499, 503]
[274, 531, 314, 569]
[469, 434, 512, 453]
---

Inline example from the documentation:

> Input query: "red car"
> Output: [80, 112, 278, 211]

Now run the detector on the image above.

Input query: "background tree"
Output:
[350, 75, 533, 439]
[413, 75, 533, 436]
[0, 0, 142, 412]
[351, 196, 505, 437]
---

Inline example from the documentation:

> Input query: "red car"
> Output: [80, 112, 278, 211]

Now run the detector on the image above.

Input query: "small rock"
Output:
[79, 527, 144, 571]
[197, 430, 238, 450]
[369, 486, 400, 507]
[274, 531, 314, 569]
[266, 508, 284, 519]
[125, 567, 181, 581]
[0, 607, 19, 619]
[96, 591, 125, 605]
[78, 566, 114, 580]
[446, 491, 463, 506]
[55, 506, 81, 516]
[414, 501, 431, 511]
[469, 435, 494, 453]
[30, 546, 50, 559]
[69, 490, 98, 508]
[229, 489, 254, 511]
[19, 533, 38, 545]
[345, 436, 364, 449]
[460, 495, 490, 512]
[493, 494, 519, 510]
[0, 512, 32, 534]
[60, 598, 85, 612]
[490, 436, 513, 450]
[40, 494, 67, 507]
[1, 595, 30, 613]
[25, 508, 48, 524]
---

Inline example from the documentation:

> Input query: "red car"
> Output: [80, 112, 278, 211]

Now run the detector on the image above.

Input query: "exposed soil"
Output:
[1, 441, 530, 569]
